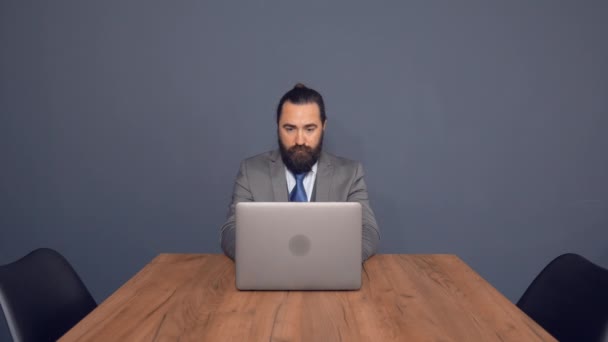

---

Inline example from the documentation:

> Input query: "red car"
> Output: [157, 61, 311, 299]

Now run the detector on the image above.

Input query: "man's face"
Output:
[278, 101, 326, 174]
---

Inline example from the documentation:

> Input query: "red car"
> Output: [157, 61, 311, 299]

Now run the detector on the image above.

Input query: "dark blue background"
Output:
[1, 1, 607, 339]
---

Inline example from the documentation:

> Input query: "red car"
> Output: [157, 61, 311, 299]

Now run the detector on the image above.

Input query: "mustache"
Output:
[287, 145, 313, 154]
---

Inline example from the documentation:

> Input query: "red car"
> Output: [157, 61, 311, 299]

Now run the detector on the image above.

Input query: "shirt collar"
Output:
[285, 162, 318, 178]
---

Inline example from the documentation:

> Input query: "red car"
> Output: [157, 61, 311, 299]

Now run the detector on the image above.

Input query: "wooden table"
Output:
[60, 254, 556, 341]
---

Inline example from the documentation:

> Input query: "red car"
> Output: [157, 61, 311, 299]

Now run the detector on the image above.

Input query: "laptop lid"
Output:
[235, 202, 362, 290]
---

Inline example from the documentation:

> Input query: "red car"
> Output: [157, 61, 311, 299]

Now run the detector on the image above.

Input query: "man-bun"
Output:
[276, 83, 326, 124]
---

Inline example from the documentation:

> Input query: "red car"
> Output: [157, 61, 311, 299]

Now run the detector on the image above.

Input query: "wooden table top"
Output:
[60, 254, 555, 341]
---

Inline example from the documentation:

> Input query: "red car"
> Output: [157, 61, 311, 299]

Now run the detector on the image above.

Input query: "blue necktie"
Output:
[289, 173, 308, 202]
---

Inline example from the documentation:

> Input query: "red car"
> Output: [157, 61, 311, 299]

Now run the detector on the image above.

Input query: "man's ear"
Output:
[323, 120, 327, 131]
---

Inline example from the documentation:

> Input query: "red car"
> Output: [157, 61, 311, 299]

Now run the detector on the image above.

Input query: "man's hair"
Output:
[276, 83, 326, 124]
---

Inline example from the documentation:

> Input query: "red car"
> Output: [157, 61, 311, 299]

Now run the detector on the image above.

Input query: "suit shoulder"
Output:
[240, 150, 277, 168]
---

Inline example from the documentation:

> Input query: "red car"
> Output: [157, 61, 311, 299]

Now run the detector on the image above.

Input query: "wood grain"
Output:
[60, 254, 556, 341]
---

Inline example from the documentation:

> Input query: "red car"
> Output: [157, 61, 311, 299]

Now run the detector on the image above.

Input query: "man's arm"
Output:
[220, 161, 253, 260]
[348, 163, 380, 262]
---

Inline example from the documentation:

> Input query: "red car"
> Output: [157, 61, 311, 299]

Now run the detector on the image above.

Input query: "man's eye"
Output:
[285, 127, 294, 132]
[306, 128, 315, 132]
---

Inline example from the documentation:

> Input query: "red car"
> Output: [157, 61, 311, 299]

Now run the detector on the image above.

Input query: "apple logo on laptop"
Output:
[288, 234, 311, 256]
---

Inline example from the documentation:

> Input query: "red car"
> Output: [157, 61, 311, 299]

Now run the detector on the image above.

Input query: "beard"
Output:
[279, 134, 323, 174]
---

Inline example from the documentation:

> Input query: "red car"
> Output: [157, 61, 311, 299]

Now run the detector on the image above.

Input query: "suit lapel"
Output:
[314, 152, 334, 202]
[270, 150, 289, 202]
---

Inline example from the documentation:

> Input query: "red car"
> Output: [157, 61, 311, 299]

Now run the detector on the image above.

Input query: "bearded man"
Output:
[220, 83, 380, 262]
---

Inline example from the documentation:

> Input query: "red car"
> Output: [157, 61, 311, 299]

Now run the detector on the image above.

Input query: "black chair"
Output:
[517, 253, 608, 342]
[0, 248, 97, 342]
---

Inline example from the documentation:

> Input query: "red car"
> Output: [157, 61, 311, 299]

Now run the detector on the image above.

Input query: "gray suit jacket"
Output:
[220, 150, 380, 261]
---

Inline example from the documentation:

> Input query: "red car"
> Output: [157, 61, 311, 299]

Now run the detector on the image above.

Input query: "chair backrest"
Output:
[517, 253, 608, 342]
[0, 248, 97, 342]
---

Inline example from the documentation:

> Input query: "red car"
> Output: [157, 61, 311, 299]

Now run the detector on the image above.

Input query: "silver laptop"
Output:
[235, 202, 362, 290]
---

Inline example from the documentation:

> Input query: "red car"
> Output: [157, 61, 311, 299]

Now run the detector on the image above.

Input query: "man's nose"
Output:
[295, 130, 305, 145]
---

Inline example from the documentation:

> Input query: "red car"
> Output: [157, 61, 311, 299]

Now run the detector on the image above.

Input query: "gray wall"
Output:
[1, 1, 607, 339]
